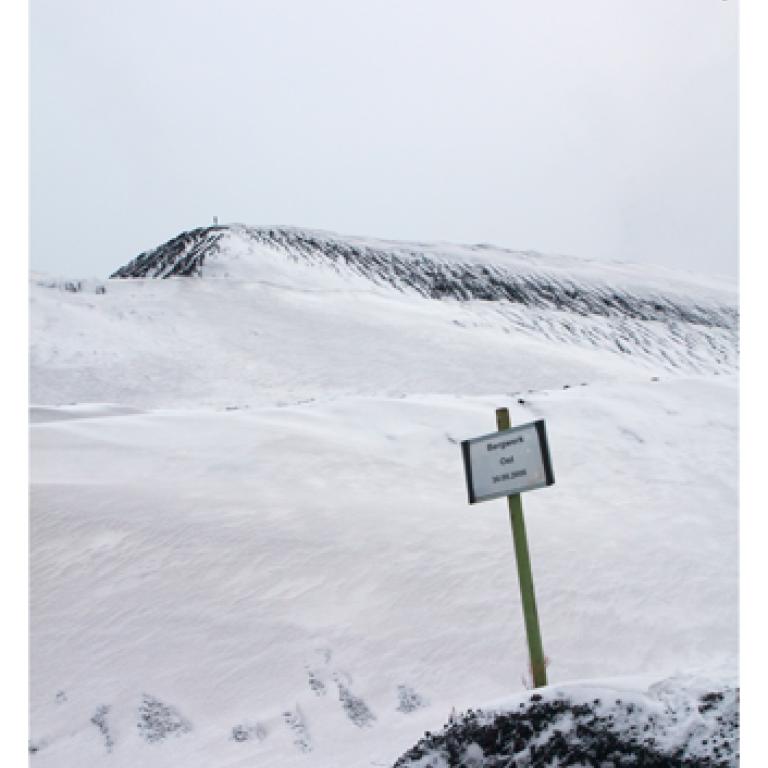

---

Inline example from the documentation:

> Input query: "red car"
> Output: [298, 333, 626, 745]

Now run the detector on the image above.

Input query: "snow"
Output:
[394, 674, 739, 765]
[29, 229, 738, 766]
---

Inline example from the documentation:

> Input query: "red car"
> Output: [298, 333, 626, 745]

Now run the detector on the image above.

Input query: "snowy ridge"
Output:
[103, 225, 738, 379]
[111, 225, 736, 330]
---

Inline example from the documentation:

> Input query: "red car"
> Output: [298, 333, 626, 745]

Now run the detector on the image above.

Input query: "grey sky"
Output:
[30, 0, 738, 279]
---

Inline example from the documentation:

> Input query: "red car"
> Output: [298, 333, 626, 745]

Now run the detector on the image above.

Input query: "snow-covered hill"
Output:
[32, 225, 737, 409]
[110, 225, 734, 331]
[29, 226, 738, 767]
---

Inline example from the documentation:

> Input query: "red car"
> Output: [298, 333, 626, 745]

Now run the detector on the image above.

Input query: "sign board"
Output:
[461, 419, 554, 504]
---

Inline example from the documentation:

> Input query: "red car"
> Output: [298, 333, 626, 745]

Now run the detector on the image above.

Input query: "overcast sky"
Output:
[30, 0, 738, 278]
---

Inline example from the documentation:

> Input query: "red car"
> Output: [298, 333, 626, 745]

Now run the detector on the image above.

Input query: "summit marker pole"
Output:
[495, 407, 548, 688]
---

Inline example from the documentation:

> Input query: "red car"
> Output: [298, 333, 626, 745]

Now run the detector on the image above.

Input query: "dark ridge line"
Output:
[110, 226, 737, 330]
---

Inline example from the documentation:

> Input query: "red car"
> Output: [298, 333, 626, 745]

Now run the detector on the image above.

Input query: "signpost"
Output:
[460, 409, 554, 688]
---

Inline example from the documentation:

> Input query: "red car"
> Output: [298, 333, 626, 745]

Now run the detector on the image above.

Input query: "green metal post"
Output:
[496, 407, 548, 688]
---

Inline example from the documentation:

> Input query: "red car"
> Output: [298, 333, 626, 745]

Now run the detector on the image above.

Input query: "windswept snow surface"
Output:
[29, 228, 738, 767]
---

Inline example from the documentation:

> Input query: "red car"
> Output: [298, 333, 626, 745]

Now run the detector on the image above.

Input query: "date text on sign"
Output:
[461, 419, 554, 504]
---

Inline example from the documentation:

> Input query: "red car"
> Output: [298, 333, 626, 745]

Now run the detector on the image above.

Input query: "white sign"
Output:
[461, 420, 554, 504]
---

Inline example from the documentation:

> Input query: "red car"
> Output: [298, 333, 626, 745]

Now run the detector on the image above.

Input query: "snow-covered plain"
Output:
[29, 227, 738, 766]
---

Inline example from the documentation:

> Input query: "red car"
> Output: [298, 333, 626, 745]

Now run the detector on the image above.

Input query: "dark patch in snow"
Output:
[28, 738, 47, 754]
[393, 685, 739, 767]
[337, 681, 376, 727]
[112, 227, 228, 279]
[137, 694, 192, 743]
[306, 648, 333, 696]
[91, 704, 114, 752]
[307, 667, 327, 696]
[35, 277, 107, 295]
[283, 707, 312, 752]
[231, 721, 266, 742]
[619, 426, 645, 444]
[55, 690, 67, 704]
[397, 684, 428, 713]
[699, 691, 724, 713]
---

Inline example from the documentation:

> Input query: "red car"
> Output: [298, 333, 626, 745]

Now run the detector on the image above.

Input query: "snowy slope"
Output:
[29, 227, 738, 767]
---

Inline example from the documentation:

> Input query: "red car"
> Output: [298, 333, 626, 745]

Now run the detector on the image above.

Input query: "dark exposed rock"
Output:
[393, 685, 739, 768]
